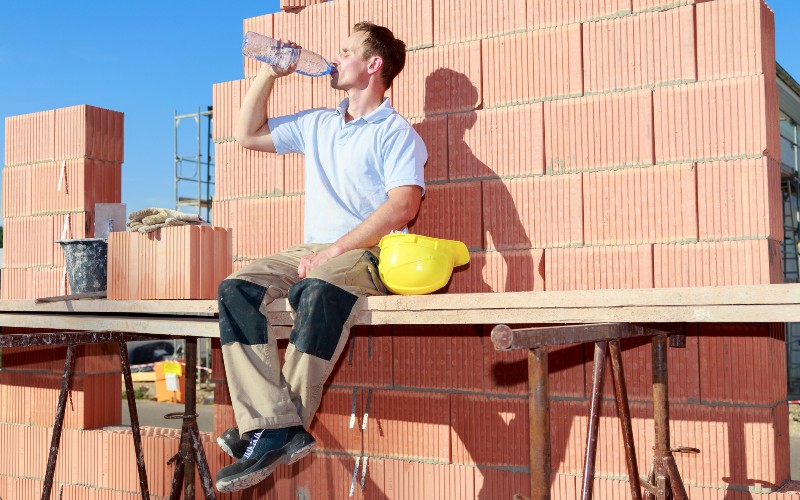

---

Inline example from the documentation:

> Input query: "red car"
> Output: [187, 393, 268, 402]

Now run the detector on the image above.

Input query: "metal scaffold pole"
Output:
[174, 107, 214, 222]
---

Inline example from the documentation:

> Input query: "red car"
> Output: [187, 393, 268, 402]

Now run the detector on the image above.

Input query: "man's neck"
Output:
[344, 88, 386, 123]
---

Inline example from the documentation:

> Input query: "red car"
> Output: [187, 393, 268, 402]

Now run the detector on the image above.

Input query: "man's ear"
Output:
[367, 56, 384, 76]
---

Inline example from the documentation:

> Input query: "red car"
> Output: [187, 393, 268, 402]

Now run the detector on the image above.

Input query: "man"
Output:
[215, 22, 427, 493]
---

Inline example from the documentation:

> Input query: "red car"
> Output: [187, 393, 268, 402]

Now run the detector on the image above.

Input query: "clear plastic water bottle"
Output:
[242, 31, 333, 77]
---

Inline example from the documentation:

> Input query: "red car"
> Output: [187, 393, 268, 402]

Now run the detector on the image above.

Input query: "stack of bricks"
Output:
[0, 106, 222, 497]
[107, 225, 233, 299]
[2, 105, 124, 299]
[0, 104, 138, 496]
[0, 422, 211, 498]
[210, 0, 794, 498]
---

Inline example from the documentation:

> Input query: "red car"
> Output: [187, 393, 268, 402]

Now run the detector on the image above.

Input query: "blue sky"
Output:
[0, 0, 799, 227]
[772, 0, 800, 77]
[0, 1, 280, 224]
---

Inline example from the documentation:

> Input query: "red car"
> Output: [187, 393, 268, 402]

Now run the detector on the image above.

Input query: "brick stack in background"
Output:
[0, 105, 124, 425]
[0, 108, 225, 496]
[0, 424, 211, 498]
[2, 105, 123, 299]
[107, 225, 232, 299]
[0, 105, 134, 496]
[208, 0, 795, 498]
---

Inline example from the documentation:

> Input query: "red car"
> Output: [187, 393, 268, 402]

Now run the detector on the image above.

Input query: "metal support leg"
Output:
[608, 340, 643, 500]
[183, 338, 197, 499]
[645, 334, 690, 500]
[41, 345, 76, 500]
[119, 341, 151, 500]
[581, 341, 607, 500]
[167, 337, 216, 500]
[491, 323, 690, 500]
[529, 347, 551, 500]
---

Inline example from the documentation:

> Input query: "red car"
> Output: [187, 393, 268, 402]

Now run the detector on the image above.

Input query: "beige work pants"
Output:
[218, 244, 385, 435]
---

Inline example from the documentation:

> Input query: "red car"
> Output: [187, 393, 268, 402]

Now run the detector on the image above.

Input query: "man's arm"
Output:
[234, 64, 293, 153]
[297, 185, 423, 278]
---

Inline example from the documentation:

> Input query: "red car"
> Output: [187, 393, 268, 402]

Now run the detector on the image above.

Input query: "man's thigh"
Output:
[226, 244, 325, 298]
[307, 247, 387, 296]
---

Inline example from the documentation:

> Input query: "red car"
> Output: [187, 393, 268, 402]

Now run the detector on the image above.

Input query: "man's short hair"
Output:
[352, 22, 406, 88]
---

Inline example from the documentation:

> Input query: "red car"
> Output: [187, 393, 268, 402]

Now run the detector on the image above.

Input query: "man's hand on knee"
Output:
[298, 246, 342, 278]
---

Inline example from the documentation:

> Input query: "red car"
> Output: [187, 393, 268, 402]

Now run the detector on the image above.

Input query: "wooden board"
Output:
[4, 284, 800, 315]
[0, 284, 798, 339]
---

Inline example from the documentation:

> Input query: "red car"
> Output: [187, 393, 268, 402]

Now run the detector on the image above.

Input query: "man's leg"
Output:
[216, 245, 322, 493]
[282, 247, 386, 428]
[216, 246, 385, 492]
[218, 251, 303, 434]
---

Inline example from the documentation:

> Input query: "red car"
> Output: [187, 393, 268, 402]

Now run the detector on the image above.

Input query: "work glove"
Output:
[127, 208, 209, 233]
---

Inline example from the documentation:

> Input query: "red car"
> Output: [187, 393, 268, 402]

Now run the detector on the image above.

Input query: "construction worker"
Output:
[214, 22, 427, 493]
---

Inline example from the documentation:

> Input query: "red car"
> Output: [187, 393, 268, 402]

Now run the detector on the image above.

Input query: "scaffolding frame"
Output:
[782, 176, 800, 283]
[174, 106, 214, 223]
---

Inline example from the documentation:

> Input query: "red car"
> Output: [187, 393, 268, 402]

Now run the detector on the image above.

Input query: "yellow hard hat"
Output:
[378, 233, 470, 295]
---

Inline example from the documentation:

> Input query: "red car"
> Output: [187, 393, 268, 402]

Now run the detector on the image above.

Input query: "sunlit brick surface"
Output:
[1, 0, 791, 497]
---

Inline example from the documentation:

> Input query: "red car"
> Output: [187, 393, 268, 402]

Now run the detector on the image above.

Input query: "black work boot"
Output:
[216, 427, 249, 460]
[215, 425, 316, 493]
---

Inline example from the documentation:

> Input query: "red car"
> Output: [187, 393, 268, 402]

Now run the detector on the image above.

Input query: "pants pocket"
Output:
[344, 250, 388, 295]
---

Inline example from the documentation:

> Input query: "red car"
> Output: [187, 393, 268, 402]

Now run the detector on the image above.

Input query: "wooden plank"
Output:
[357, 284, 800, 311]
[3, 284, 800, 317]
[358, 304, 800, 325]
[2, 303, 799, 340]
[0, 299, 218, 316]
[0, 313, 219, 338]
[35, 291, 107, 303]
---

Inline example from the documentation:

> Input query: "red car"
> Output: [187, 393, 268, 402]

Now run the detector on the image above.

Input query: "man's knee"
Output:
[287, 278, 358, 360]
[218, 279, 269, 346]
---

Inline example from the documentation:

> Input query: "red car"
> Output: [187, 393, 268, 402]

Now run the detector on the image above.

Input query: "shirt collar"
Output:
[335, 97, 394, 124]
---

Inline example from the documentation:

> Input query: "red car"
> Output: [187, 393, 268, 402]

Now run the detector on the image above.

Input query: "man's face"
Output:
[330, 31, 371, 91]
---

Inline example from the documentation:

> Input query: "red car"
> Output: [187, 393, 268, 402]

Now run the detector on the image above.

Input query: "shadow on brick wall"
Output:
[415, 68, 536, 293]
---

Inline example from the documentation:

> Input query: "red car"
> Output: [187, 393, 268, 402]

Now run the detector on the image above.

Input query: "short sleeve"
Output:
[267, 109, 317, 155]
[382, 126, 428, 194]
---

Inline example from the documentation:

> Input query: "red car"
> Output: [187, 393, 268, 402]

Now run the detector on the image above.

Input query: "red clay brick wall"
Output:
[0, 425, 213, 498]
[209, 0, 791, 498]
[2, 105, 124, 299]
[0, 105, 132, 496]
[0, 0, 781, 494]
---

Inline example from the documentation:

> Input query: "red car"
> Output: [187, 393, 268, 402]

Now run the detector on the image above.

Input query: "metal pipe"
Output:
[491, 324, 513, 350]
[582, 341, 608, 499]
[652, 334, 670, 454]
[119, 341, 151, 499]
[665, 456, 689, 499]
[0, 331, 160, 348]
[184, 337, 198, 499]
[608, 340, 643, 500]
[168, 462, 185, 500]
[644, 462, 656, 500]
[529, 346, 551, 500]
[189, 425, 216, 499]
[41, 345, 76, 500]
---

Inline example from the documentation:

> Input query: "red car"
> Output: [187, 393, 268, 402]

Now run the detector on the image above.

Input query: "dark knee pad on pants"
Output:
[218, 279, 268, 346]
[288, 278, 358, 361]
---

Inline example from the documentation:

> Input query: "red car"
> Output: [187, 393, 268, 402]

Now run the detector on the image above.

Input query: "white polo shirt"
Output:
[268, 97, 427, 244]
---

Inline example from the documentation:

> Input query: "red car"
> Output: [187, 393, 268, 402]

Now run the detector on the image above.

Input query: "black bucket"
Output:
[57, 238, 108, 293]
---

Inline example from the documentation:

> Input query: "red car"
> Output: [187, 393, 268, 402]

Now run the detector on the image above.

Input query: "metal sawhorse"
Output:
[492, 322, 699, 500]
[0, 331, 216, 499]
